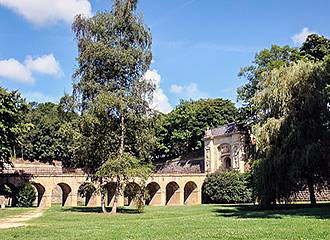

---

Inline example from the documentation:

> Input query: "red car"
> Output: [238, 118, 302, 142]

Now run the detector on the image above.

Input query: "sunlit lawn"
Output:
[0, 207, 33, 220]
[1, 204, 330, 240]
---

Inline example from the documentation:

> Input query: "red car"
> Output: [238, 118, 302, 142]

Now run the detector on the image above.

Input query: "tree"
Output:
[237, 45, 301, 126]
[300, 34, 330, 61]
[72, 0, 153, 214]
[252, 60, 330, 206]
[20, 101, 79, 167]
[153, 98, 238, 161]
[0, 87, 30, 169]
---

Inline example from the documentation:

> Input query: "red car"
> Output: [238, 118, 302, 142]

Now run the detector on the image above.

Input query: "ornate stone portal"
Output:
[203, 123, 246, 173]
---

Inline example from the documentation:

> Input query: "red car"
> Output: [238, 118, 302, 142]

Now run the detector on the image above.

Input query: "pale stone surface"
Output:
[0, 124, 247, 208]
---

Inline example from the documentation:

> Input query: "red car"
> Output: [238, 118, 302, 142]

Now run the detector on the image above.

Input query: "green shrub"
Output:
[17, 184, 36, 207]
[203, 170, 252, 203]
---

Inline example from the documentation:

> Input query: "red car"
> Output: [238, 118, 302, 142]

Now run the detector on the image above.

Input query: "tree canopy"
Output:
[153, 98, 238, 161]
[72, 0, 154, 214]
[0, 87, 30, 169]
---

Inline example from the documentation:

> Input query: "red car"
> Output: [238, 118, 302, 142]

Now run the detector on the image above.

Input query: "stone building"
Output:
[203, 123, 247, 173]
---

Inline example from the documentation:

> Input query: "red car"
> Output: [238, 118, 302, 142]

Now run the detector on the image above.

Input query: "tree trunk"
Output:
[119, 113, 125, 155]
[307, 177, 317, 206]
[100, 178, 107, 213]
[111, 177, 121, 214]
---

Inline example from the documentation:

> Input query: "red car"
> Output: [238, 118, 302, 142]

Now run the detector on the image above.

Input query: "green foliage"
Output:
[72, 0, 154, 213]
[203, 171, 252, 204]
[252, 60, 330, 206]
[0, 87, 31, 168]
[16, 184, 36, 207]
[153, 98, 238, 161]
[300, 34, 330, 61]
[20, 101, 79, 167]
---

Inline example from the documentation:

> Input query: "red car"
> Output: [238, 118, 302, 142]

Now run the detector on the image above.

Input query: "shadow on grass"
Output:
[213, 203, 330, 219]
[62, 206, 141, 214]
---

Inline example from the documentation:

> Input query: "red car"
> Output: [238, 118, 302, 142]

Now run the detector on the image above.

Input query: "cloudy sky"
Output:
[0, 0, 329, 113]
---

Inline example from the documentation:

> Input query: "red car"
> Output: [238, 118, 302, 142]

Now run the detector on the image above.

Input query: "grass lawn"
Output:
[0, 207, 33, 220]
[1, 204, 330, 240]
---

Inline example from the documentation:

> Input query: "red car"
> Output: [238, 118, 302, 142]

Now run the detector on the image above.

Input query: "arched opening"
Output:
[77, 183, 96, 207]
[225, 157, 232, 169]
[166, 182, 180, 205]
[184, 181, 198, 205]
[146, 182, 161, 206]
[105, 182, 116, 207]
[0, 183, 18, 207]
[51, 183, 72, 207]
[124, 182, 140, 206]
[31, 183, 45, 207]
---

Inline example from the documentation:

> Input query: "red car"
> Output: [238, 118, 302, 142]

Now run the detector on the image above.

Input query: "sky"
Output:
[0, 0, 329, 113]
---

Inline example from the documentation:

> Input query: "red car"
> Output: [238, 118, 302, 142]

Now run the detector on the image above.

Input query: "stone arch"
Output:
[146, 182, 161, 206]
[184, 181, 198, 205]
[105, 182, 116, 207]
[31, 182, 46, 207]
[124, 182, 140, 206]
[77, 183, 96, 207]
[52, 183, 72, 207]
[0, 183, 18, 206]
[166, 181, 180, 205]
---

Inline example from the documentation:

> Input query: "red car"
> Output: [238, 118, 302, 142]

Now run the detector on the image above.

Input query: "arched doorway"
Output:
[124, 182, 140, 206]
[146, 182, 161, 206]
[0, 183, 18, 207]
[77, 183, 96, 207]
[31, 183, 46, 207]
[225, 157, 232, 169]
[184, 181, 198, 205]
[166, 182, 180, 205]
[51, 183, 72, 207]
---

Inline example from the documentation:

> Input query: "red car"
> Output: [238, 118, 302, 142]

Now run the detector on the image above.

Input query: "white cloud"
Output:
[170, 84, 183, 94]
[0, 58, 34, 84]
[292, 27, 316, 46]
[170, 82, 207, 100]
[25, 54, 62, 76]
[22, 91, 57, 103]
[144, 69, 173, 113]
[0, 0, 92, 25]
[0, 54, 62, 84]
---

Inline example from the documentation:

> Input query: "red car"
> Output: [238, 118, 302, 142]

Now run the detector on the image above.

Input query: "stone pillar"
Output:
[179, 189, 184, 205]
[160, 189, 166, 206]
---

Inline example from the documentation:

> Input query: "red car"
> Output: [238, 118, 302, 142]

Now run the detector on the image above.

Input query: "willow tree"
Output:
[253, 60, 330, 206]
[72, 0, 154, 214]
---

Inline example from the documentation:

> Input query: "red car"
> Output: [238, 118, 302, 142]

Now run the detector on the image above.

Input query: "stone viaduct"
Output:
[0, 123, 247, 208]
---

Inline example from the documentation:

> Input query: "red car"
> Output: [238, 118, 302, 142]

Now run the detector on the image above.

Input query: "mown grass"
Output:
[0, 207, 33, 219]
[1, 204, 330, 240]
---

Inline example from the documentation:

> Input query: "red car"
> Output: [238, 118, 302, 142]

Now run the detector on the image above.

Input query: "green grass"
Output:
[1, 204, 330, 240]
[0, 207, 33, 219]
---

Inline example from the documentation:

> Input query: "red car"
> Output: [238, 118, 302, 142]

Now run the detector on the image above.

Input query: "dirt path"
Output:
[0, 208, 45, 229]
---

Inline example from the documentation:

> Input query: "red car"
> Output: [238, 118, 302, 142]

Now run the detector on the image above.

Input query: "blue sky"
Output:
[0, 0, 329, 113]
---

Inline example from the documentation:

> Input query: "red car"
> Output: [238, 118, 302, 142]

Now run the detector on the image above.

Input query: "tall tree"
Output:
[237, 45, 301, 125]
[0, 87, 30, 169]
[252, 60, 330, 206]
[72, 0, 153, 214]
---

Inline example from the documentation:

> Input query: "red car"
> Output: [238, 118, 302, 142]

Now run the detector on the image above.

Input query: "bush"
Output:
[17, 184, 36, 207]
[203, 170, 252, 203]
